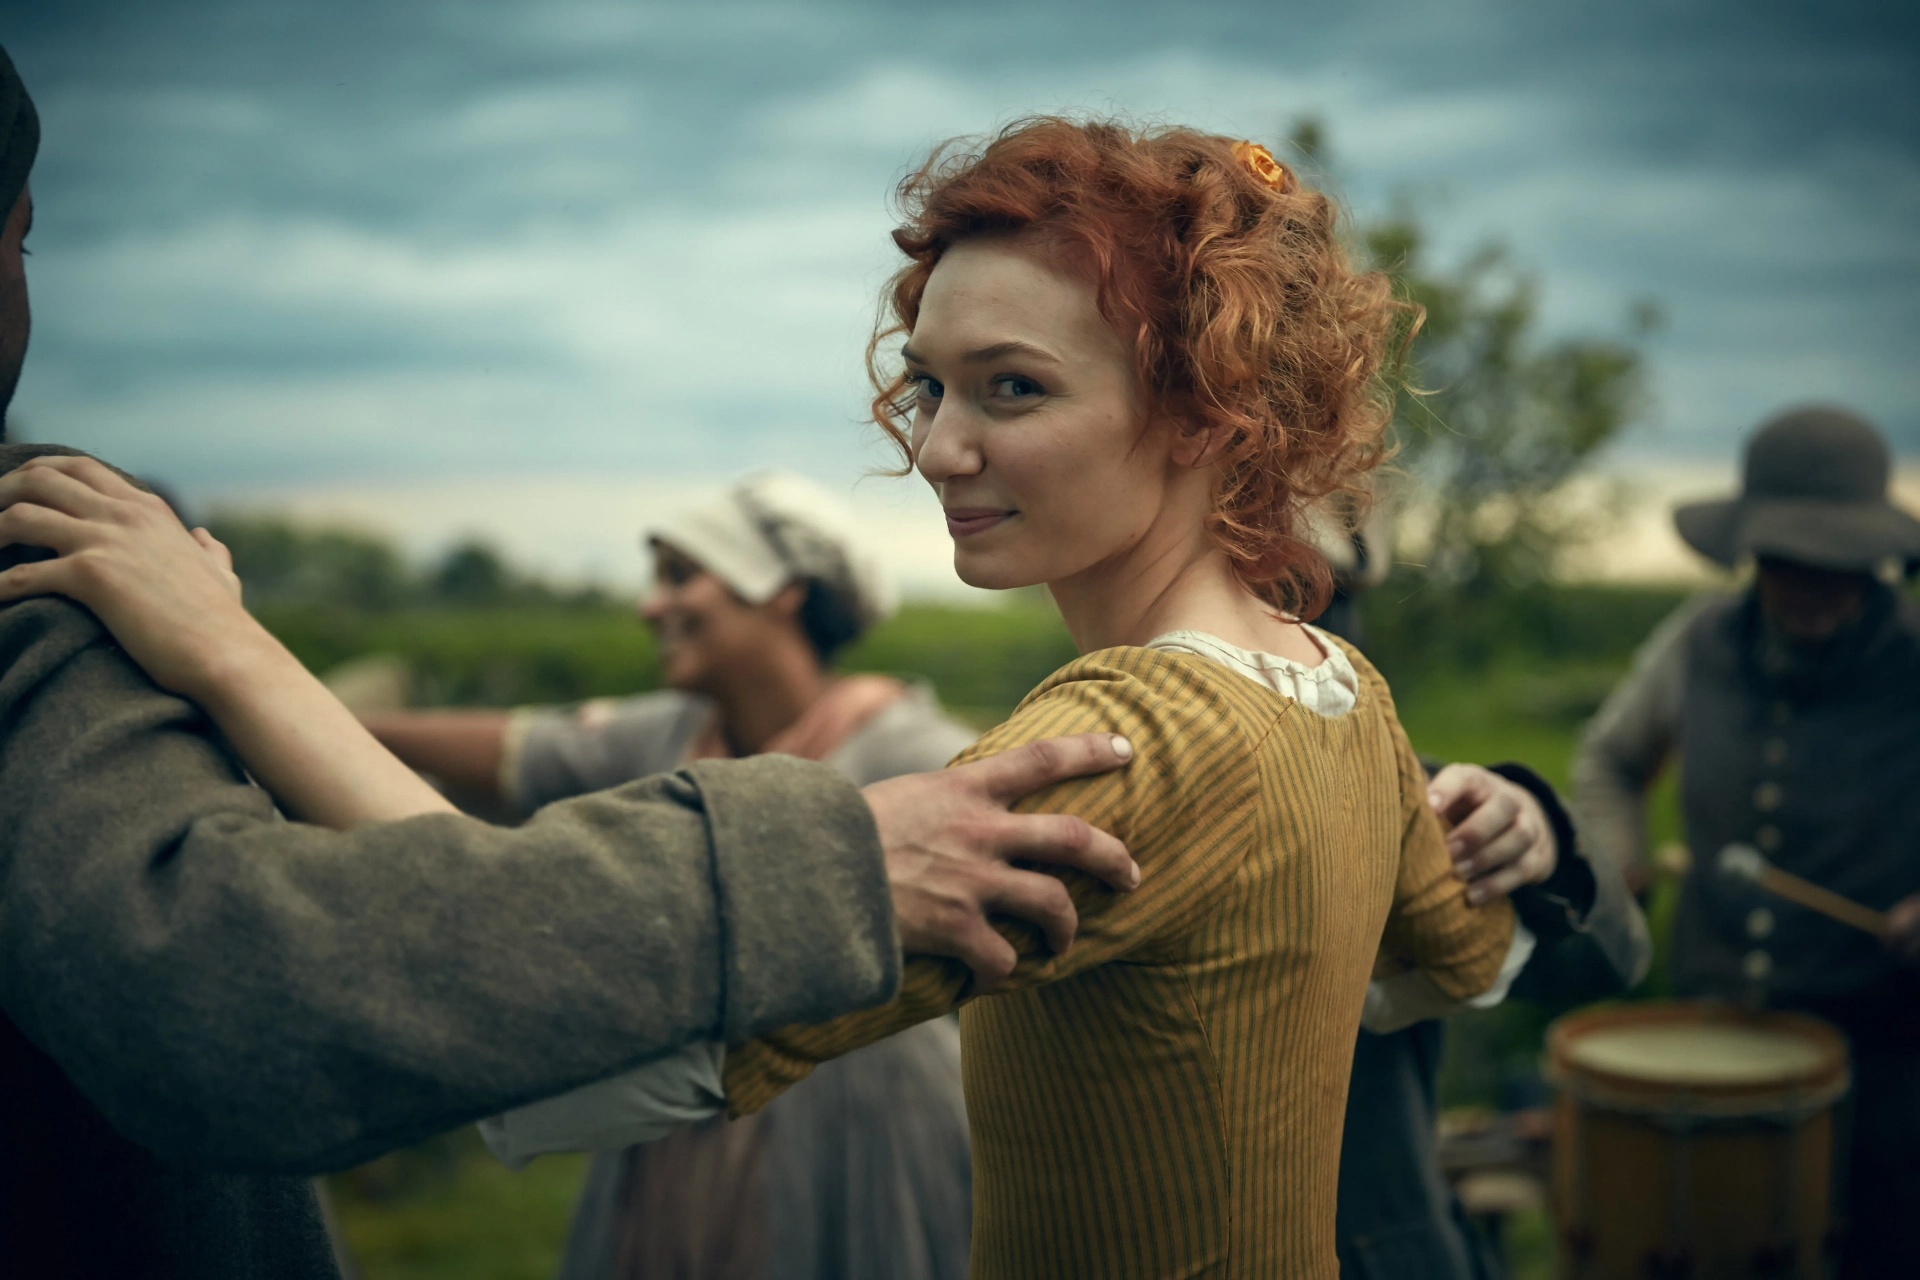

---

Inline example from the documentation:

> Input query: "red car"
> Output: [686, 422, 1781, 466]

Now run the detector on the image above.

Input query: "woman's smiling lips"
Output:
[943, 507, 1014, 539]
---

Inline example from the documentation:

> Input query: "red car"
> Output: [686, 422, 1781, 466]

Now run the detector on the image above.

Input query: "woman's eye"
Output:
[911, 374, 944, 404]
[994, 375, 1043, 398]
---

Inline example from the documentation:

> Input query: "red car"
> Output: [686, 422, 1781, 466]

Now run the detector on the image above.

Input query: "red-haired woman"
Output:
[0, 118, 1524, 1279]
[701, 119, 1523, 1278]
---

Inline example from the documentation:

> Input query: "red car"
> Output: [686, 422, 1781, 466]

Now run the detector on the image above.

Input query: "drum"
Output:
[1546, 1001, 1848, 1280]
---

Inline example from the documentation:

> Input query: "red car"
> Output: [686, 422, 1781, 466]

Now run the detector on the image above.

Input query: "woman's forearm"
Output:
[199, 630, 458, 828]
[360, 710, 511, 799]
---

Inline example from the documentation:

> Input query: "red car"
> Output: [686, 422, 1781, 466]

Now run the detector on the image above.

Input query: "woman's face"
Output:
[906, 237, 1184, 592]
[641, 542, 799, 692]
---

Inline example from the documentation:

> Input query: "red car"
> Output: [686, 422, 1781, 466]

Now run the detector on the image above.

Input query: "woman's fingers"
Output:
[191, 528, 233, 572]
[16, 452, 151, 504]
[0, 556, 72, 602]
[0, 501, 91, 555]
[191, 528, 243, 600]
[0, 460, 123, 522]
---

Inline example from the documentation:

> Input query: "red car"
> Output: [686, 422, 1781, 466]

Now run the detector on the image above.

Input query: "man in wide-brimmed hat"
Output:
[1575, 404, 1920, 1277]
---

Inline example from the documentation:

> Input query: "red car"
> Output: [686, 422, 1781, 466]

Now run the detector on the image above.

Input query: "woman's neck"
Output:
[1047, 524, 1325, 667]
[706, 640, 835, 757]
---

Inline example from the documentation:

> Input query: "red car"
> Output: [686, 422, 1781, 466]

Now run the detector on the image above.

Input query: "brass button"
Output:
[1763, 739, 1788, 766]
[1755, 783, 1783, 812]
[1743, 949, 1773, 981]
[1756, 825, 1782, 852]
[1747, 908, 1775, 940]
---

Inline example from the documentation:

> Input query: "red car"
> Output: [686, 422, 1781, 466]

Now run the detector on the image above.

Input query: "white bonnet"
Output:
[646, 472, 896, 632]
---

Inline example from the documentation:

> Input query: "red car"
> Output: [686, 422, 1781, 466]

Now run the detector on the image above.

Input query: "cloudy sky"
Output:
[3, 0, 1916, 586]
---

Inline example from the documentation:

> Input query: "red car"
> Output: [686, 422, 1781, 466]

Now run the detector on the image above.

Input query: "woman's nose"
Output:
[913, 404, 984, 485]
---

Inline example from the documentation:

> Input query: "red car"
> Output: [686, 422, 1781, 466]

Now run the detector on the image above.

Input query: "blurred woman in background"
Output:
[363, 472, 978, 1280]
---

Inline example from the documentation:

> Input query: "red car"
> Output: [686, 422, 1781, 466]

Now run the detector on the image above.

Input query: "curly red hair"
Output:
[869, 117, 1411, 618]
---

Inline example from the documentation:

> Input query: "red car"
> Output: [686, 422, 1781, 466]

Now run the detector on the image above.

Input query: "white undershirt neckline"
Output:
[1144, 626, 1359, 718]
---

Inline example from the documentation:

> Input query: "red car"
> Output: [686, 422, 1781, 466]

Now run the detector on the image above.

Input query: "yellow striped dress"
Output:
[725, 641, 1514, 1279]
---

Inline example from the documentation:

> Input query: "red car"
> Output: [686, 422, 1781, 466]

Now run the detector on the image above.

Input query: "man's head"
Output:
[1754, 555, 1872, 646]
[1674, 406, 1920, 581]
[0, 44, 38, 425]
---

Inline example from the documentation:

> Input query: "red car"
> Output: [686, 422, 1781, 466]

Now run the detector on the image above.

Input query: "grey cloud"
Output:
[4, 0, 1916, 489]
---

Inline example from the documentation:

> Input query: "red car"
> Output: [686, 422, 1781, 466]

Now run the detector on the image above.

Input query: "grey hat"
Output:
[1674, 406, 1920, 574]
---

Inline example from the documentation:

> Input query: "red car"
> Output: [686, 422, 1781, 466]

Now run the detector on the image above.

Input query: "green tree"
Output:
[207, 516, 409, 611]
[1289, 120, 1658, 597]
[429, 540, 514, 605]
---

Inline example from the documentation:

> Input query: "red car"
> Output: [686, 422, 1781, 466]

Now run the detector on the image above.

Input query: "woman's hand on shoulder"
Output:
[0, 454, 268, 701]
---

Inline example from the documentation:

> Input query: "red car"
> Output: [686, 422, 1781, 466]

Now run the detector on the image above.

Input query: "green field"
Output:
[290, 584, 1696, 1280]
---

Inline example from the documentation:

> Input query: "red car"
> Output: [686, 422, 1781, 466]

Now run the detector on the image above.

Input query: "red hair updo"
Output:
[868, 117, 1410, 619]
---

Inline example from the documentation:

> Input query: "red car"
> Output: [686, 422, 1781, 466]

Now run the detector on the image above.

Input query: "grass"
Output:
[326, 1131, 589, 1280]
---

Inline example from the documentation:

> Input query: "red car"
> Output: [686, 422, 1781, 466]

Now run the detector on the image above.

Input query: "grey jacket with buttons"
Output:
[1575, 584, 1920, 1037]
[0, 444, 901, 1279]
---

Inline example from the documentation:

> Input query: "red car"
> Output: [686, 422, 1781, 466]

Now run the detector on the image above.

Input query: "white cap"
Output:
[647, 472, 897, 632]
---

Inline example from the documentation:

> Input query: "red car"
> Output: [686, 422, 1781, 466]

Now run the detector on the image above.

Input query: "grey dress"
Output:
[506, 686, 979, 1280]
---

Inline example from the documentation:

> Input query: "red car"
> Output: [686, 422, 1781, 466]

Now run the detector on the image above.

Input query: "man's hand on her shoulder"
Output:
[1429, 763, 1556, 906]
[865, 732, 1140, 992]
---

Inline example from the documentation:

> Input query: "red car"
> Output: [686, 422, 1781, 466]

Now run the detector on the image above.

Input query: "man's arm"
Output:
[1571, 596, 1708, 885]
[0, 591, 900, 1174]
[1480, 763, 1652, 1002]
[0, 585, 1137, 1175]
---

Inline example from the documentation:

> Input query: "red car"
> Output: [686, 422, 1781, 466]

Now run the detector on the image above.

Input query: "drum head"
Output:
[1548, 1001, 1848, 1117]
[1565, 1021, 1828, 1086]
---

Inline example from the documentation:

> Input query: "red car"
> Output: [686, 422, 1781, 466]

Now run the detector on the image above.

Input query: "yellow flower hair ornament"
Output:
[1231, 140, 1293, 193]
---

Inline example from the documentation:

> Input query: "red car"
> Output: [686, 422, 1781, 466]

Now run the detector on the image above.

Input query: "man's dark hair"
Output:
[0, 45, 36, 228]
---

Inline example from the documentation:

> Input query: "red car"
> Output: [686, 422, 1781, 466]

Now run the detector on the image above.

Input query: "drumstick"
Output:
[1718, 845, 1888, 936]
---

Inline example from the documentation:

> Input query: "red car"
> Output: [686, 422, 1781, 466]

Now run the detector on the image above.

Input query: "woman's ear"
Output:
[1169, 422, 1230, 469]
[768, 581, 808, 621]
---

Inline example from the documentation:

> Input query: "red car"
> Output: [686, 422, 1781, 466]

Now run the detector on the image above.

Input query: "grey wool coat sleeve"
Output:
[0, 447, 899, 1177]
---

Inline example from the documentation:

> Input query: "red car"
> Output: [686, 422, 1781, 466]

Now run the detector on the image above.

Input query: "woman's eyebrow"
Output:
[900, 340, 1061, 366]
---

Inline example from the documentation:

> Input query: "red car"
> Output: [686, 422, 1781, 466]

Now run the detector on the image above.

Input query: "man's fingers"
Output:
[983, 866, 1078, 956]
[991, 810, 1139, 891]
[1457, 822, 1532, 880]
[1443, 789, 1519, 863]
[949, 919, 1019, 993]
[967, 732, 1134, 805]
[1466, 860, 1535, 906]
[1426, 763, 1495, 825]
